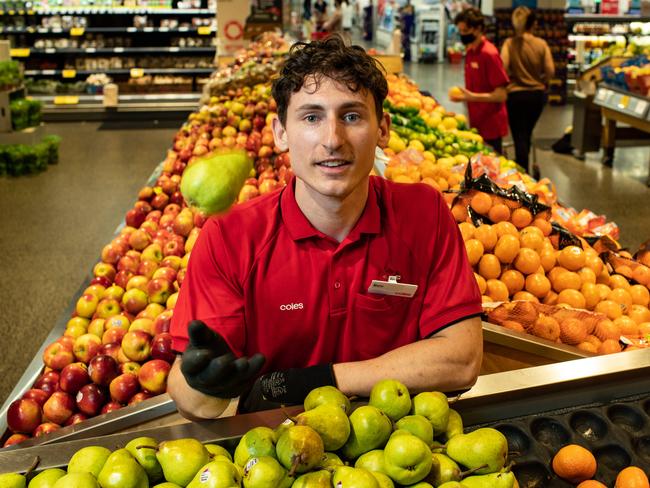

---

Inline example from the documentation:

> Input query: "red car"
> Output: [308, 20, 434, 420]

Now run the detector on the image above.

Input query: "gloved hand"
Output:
[239, 363, 336, 413]
[180, 320, 265, 398]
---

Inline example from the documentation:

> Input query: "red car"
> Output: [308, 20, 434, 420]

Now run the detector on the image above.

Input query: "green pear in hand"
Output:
[125, 436, 163, 483]
[67, 446, 111, 478]
[369, 379, 412, 422]
[332, 466, 380, 488]
[411, 392, 449, 436]
[383, 433, 433, 485]
[0, 473, 26, 488]
[234, 427, 276, 467]
[355, 450, 387, 474]
[276, 425, 324, 475]
[461, 471, 515, 488]
[304, 386, 351, 414]
[52, 473, 99, 488]
[242, 456, 292, 488]
[341, 406, 392, 460]
[296, 404, 350, 451]
[446, 428, 508, 475]
[186, 458, 241, 488]
[156, 438, 210, 487]
[395, 415, 434, 446]
[27, 468, 65, 488]
[291, 470, 331, 488]
[204, 444, 233, 462]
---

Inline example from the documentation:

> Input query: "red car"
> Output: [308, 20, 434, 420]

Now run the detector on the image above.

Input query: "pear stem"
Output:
[460, 464, 488, 479]
[24, 456, 40, 475]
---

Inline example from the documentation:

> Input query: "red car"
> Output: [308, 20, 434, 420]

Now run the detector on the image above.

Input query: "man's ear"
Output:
[272, 115, 289, 152]
[377, 111, 391, 149]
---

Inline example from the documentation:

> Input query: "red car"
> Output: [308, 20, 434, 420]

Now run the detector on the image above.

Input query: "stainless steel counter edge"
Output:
[2, 349, 649, 473]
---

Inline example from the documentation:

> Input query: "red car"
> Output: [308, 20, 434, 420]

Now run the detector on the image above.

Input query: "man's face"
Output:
[272, 75, 390, 201]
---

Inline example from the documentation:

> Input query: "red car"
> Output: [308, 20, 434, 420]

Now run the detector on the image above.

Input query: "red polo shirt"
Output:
[465, 37, 509, 140]
[170, 176, 481, 374]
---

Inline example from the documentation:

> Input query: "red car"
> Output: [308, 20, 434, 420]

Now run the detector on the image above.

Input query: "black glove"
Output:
[181, 320, 265, 398]
[239, 363, 336, 413]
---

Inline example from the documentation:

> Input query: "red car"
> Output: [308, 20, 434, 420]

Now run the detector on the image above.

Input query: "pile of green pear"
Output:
[0, 379, 515, 488]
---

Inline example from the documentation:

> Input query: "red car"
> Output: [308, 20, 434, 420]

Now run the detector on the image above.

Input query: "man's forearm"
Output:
[333, 317, 483, 397]
[168, 357, 231, 420]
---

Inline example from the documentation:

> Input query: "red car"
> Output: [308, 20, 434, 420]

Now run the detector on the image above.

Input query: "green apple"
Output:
[52, 473, 99, 488]
[234, 426, 276, 467]
[395, 415, 434, 446]
[341, 406, 392, 460]
[303, 385, 351, 414]
[67, 446, 111, 477]
[411, 392, 449, 436]
[186, 459, 242, 488]
[383, 433, 433, 485]
[355, 450, 386, 474]
[125, 436, 163, 483]
[204, 443, 233, 462]
[0, 473, 26, 488]
[27, 468, 66, 488]
[369, 379, 412, 422]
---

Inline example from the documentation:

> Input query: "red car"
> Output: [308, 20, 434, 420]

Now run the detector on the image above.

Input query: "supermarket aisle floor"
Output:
[0, 121, 177, 406]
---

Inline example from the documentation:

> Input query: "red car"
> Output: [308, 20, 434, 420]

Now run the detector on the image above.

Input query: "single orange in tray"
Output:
[615, 466, 650, 488]
[552, 444, 597, 483]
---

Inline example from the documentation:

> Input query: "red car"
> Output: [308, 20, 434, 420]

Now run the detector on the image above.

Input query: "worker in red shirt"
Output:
[450, 8, 509, 154]
[168, 35, 483, 419]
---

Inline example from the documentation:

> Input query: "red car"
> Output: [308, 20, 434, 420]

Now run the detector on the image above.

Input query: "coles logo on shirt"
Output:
[280, 302, 303, 311]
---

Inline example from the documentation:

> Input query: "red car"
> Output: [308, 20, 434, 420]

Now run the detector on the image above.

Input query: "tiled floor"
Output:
[1, 54, 649, 407]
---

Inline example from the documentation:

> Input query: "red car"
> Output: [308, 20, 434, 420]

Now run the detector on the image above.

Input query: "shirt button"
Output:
[334, 281, 341, 289]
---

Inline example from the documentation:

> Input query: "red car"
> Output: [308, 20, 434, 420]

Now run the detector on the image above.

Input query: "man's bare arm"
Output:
[333, 316, 483, 397]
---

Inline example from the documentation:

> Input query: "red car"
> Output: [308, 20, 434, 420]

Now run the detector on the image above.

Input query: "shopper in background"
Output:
[168, 35, 483, 419]
[501, 7, 554, 179]
[450, 8, 509, 154]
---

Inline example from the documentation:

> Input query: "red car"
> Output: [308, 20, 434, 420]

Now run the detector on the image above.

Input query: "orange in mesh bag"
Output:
[485, 300, 607, 349]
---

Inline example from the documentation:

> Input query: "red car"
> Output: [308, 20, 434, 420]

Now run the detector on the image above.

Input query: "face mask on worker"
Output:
[460, 32, 476, 45]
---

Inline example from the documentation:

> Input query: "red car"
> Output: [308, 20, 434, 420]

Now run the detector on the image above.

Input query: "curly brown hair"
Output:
[271, 35, 388, 125]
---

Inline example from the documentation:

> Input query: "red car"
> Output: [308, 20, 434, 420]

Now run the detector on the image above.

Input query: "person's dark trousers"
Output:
[506, 90, 546, 169]
[484, 137, 503, 154]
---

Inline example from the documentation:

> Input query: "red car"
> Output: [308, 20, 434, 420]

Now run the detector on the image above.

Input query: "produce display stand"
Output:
[1, 349, 649, 475]
[593, 84, 650, 184]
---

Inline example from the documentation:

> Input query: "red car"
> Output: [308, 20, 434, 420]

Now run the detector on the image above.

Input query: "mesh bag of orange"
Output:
[484, 300, 608, 350]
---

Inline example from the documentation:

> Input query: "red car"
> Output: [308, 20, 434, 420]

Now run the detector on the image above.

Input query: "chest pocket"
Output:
[350, 292, 414, 359]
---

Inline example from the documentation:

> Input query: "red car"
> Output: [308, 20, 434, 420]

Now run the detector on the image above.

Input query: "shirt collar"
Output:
[280, 176, 381, 242]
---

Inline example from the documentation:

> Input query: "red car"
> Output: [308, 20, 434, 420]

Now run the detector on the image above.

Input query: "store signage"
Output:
[217, 0, 248, 56]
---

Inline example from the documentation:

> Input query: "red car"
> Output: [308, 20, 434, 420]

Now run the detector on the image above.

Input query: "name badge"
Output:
[368, 275, 418, 298]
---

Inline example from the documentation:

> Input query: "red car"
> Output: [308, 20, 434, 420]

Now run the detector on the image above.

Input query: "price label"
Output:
[10, 48, 30, 57]
[62, 69, 76, 78]
[70, 27, 84, 36]
[197, 25, 211, 35]
[130, 68, 145, 78]
[54, 95, 79, 105]
[618, 95, 630, 109]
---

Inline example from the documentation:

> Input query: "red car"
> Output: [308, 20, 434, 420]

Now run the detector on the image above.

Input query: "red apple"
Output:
[120, 362, 141, 376]
[42, 391, 75, 425]
[138, 359, 171, 395]
[93, 262, 116, 282]
[43, 342, 74, 371]
[147, 278, 172, 305]
[128, 392, 153, 406]
[73, 334, 102, 364]
[3, 433, 29, 447]
[122, 288, 148, 315]
[121, 330, 152, 362]
[126, 275, 149, 293]
[99, 343, 122, 362]
[88, 354, 119, 386]
[22, 388, 50, 407]
[152, 311, 173, 335]
[7, 398, 42, 434]
[65, 412, 89, 426]
[114, 269, 134, 290]
[125, 207, 147, 228]
[151, 333, 175, 364]
[109, 374, 140, 404]
[59, 363, 90, 394]
[33, 422, 60, 437]
[76, 384, 107, 416]
[100, 402, 122, 415]
[117, 254, 140, 273]
[102, 327, 127, 346]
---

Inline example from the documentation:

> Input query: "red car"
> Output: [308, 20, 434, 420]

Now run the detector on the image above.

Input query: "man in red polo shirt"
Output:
[450, 8, 509, 154]
[168, 35, 483, 419]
